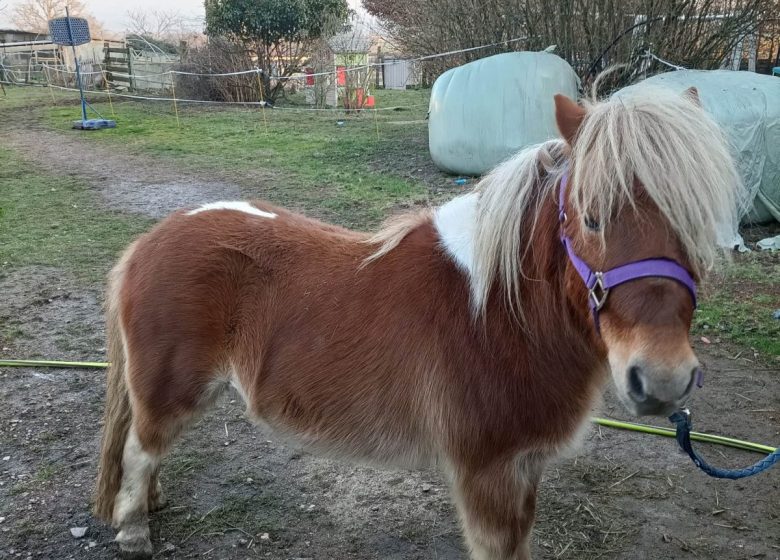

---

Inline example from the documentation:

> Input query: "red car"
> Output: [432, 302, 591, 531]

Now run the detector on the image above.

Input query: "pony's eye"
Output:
[584, 216, 601, 231]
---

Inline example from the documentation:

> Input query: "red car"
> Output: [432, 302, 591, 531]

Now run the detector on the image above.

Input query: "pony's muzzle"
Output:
[625, 361, 698, 416]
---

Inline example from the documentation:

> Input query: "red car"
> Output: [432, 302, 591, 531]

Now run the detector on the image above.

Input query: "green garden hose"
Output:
[0, 358, 109, 369]
[0, 358, 776, 455]
[591, 417, 776, 455]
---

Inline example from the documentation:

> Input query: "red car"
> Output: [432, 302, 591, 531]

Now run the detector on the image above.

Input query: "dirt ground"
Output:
[1, 115, 779, 560]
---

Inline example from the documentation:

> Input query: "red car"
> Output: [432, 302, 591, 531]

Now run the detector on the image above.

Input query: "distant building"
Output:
[0, 28, 56, 84]
[0, 28, 48, 44]
[0, 26, 107, 87]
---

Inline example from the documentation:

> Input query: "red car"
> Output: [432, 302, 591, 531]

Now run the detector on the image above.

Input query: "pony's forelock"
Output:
[571, 86, 744, 277]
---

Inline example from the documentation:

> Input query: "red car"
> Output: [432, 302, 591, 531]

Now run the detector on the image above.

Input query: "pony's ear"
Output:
[683, 86, 701, 107]
[554, 94, 586, 146]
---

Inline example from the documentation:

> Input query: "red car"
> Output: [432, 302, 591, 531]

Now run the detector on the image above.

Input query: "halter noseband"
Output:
[558, 172, 697, 331]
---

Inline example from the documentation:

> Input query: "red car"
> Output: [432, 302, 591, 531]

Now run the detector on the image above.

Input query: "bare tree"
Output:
[125, 8, 190, 42]
[175, 38, 255, 103]
[366, 0, 775, 86]
[758, 2, 780, 70]
[364, 0, 527, 73]
[524, 0, 774, 80]
[12, 0, 104, 36]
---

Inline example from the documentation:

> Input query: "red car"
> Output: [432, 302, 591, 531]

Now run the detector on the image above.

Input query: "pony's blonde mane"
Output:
[470, 140, 567, 315]
[364, 210, 433, 263]
[370, 86, 744, 318]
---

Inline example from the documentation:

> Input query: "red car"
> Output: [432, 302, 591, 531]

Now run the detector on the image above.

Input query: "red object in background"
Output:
[342, 88, 374, 110]
[305, 67, 314, 86]
[337, 66, 346, 86]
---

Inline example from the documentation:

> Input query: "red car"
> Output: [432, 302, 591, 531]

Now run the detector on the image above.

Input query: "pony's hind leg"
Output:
[96, 241, 226, 557]
[112, 378, 219, 557]
[451, 456, 544, 560]
[112, 424, 162, 557]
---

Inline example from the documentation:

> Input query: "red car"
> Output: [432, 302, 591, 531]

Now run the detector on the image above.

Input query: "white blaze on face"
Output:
[187, 201, 277, 219]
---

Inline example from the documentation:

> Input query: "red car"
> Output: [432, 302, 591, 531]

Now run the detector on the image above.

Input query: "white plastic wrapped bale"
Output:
[428, 52, 579, 176]
[619, 70, 780, 225]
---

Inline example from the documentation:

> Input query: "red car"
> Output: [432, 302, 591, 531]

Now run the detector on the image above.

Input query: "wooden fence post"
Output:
[126, 46, 134, 91]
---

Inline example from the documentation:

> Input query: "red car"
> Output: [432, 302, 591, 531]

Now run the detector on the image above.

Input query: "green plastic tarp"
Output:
[428, 52, 579, 176]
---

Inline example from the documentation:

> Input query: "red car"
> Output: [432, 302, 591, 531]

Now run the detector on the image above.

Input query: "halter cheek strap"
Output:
[558, 173, 697, 331]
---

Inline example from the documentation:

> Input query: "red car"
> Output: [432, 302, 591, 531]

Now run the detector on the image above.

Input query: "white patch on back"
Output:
[433, 192, 479, 280]
[187, 201, 276, 219]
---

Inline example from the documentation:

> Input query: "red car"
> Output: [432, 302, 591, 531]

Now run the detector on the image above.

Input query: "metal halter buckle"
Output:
[589, 272, 610, 310]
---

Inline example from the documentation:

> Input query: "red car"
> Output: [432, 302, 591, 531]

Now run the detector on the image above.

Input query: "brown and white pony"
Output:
[94, 87, 741, 559]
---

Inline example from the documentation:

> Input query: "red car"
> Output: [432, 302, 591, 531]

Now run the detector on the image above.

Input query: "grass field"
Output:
[1, 84, 778, 358]
[0, 146, 150, 283]
[44, 87, 436, 228]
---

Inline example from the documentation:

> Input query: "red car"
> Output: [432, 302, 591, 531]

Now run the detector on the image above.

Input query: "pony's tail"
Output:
[93, 257, 133, 522]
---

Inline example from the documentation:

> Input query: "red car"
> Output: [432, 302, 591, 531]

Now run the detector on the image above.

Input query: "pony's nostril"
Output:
[628, 365, 646, 402]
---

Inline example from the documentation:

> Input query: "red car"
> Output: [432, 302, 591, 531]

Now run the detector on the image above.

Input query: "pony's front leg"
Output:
[451, 456, 544, 560]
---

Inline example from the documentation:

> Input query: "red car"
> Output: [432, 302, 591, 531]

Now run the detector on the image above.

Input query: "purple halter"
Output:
[558, 172, 697, 331]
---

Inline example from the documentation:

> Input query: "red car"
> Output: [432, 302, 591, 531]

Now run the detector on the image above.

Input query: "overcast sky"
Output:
[0, 0, 366, 33]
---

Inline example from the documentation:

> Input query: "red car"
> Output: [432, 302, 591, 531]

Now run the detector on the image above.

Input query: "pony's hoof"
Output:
[116, 526, 152, 559]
